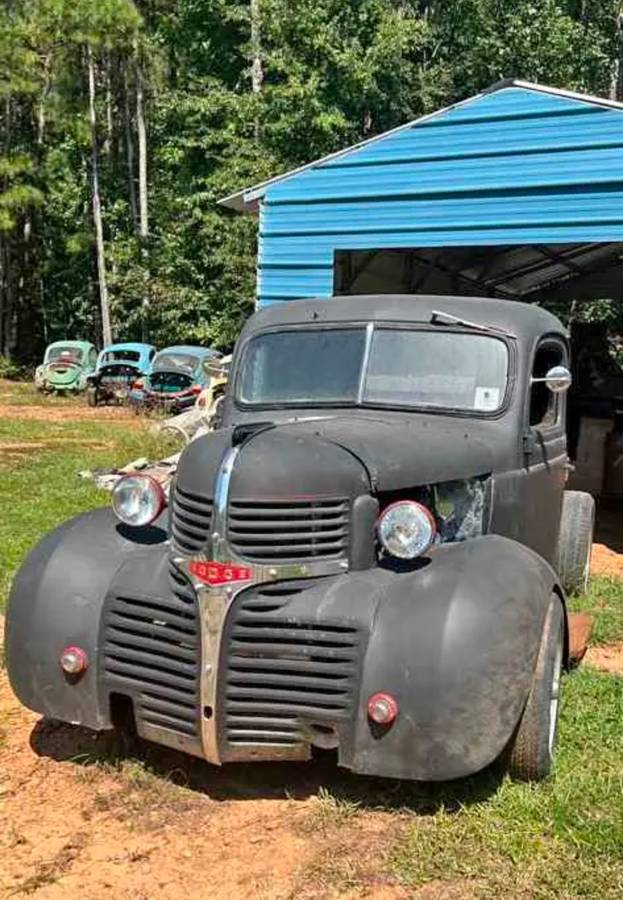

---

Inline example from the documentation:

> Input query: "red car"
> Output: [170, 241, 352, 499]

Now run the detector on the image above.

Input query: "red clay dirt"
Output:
[567, 613, 594, 665]
[0, 620, 420, 900]
[590, 542, 623, 578]
[585, 641, 623, 675]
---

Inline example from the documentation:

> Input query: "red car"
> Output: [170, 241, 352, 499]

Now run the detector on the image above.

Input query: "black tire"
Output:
[86, 387, 98, 407]
[507, 597, 565, 782]
[556, 490, 595, 595]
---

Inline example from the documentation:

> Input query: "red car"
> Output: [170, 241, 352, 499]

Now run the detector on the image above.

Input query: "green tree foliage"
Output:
[1, 0, 623, 362]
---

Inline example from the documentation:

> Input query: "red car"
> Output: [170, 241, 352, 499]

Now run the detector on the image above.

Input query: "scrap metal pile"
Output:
[79, 355, 230, 495]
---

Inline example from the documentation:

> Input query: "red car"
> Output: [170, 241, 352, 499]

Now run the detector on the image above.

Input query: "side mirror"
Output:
[531, 365, 572, 394]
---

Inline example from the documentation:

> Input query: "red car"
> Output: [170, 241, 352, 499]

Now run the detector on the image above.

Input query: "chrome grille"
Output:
[101, 562, 200, 747]
[228, 498, 350, 562]
[222, 582, 361, 752]
[171, 484, 212, 554]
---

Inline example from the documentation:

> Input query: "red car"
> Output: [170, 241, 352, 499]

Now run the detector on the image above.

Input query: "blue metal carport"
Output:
[221, 80, 623, 309]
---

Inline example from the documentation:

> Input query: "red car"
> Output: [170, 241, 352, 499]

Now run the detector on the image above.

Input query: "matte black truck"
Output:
[5, 295, 595, 783]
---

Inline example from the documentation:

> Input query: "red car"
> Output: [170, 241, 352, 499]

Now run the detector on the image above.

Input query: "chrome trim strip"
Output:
[175, 445, 349, 765]
[357, 322, 374, 405]
[197, 446, 238, 764]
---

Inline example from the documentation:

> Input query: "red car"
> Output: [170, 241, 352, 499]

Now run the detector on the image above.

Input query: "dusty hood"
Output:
[271, 415, 494, 491]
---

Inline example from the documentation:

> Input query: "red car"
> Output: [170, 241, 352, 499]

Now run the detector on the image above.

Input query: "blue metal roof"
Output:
[222, 81, 623, 307]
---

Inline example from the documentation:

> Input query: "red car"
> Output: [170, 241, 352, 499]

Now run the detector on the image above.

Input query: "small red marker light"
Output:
[60, 646, 88, 676]
[367, 692, 398, 725]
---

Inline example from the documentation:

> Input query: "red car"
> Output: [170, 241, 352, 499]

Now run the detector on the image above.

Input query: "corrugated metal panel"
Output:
[257, 86, 623, 307]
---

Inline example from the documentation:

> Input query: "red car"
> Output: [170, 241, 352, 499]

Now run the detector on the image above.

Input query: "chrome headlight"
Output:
[112, 473, 166, 527]
[377, 500, 436, 559]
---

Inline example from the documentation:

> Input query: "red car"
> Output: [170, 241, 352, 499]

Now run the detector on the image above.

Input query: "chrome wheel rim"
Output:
[548, 624, 564, 756]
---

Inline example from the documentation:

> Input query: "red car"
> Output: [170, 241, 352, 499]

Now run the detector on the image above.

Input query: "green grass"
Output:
[0, 387, 171, 613]
[391, 669, 623, 899]
[0, 378, 82, 406]
[570, 576, 623, 645]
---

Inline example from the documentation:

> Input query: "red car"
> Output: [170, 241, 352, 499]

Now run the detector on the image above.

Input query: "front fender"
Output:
[350, 535, 565, 780]
[5, 508, 167, 730]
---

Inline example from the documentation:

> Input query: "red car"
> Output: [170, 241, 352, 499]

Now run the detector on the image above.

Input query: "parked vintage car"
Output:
[129, 345, 221, 414]
[34, 340, 98, 394]
[86, 342, 156, 406]
[6, 295, 595, 784]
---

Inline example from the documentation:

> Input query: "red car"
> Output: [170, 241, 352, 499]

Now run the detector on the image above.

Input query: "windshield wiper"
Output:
[430, 310, 514, 338]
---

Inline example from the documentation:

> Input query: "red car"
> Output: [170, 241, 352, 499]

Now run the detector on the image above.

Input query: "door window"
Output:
[530, 340, 566, 427]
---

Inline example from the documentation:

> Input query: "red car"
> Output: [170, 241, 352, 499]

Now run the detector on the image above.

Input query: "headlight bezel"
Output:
[111, 472, 166, 527]
[377, 499, 436, 560]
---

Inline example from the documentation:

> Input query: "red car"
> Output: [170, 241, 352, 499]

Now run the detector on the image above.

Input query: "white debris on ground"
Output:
[79, 357, 229, 495]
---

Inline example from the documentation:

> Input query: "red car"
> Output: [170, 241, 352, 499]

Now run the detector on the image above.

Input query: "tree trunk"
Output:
[610, 3, 623, 101]
[37, 53, 52, 146]
[123, 65, 139, 232]
[104, 52, 113, 156]
[1, 95, 13, 357]
[250, 0, 263, 139]
[135, 54, 149, 340]
[87, 47, 112, 347]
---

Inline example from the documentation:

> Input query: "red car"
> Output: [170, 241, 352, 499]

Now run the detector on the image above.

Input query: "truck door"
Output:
[520, 336, 569, 564]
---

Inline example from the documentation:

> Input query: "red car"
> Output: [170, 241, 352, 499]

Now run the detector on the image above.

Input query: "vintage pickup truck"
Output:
[6, 295, 594, 783]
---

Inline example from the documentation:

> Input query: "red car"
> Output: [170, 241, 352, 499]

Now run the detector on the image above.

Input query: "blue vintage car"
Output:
[86, 342, 156, 406]
[130, 344, 222, 414]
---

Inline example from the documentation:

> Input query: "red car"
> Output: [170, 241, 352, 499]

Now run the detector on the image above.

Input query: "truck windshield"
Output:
[238, 326, 509, 413]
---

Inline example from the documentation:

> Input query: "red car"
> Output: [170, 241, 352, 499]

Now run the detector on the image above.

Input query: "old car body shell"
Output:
[88, 342, 156, 403]
[7, 295, 570, 781]
[131, 345, 222, 414]
[34, 340, 97, 393]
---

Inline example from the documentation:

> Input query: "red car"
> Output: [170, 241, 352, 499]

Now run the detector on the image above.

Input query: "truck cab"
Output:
[6, 295, 594, 783]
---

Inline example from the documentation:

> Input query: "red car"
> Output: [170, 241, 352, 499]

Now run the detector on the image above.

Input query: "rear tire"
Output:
[507, 597, 565, 782]
[556, 490, 595, 595]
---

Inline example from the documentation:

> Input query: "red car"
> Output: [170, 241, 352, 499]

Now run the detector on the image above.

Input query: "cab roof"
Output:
[241, 294, 567, 343]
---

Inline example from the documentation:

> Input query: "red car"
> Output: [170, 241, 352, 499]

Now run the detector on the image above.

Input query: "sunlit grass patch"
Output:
[391, 668, 623, 899]
[0, 414, 171, 613]
[570, 576, 623, 645]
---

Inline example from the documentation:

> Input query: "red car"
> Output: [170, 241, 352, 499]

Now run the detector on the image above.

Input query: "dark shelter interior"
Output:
[334, 243, 623, 555]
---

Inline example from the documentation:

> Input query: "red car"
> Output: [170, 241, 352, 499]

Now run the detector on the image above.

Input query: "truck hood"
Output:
[178, 414, 495, 503]
[271, 415, 494, 491]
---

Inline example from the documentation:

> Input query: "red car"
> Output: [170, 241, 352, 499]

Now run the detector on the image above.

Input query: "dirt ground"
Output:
[585, 641, 623, 674]
[0, 609, 417, 900]
[0, 403, 137, 422]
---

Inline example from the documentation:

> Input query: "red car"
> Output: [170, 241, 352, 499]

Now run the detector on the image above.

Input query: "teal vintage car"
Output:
[34, 340, 98, 394]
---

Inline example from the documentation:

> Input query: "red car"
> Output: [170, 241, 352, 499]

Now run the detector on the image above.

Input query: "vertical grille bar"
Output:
[101, 561, 203, 756]
[220, 582, 361, 756]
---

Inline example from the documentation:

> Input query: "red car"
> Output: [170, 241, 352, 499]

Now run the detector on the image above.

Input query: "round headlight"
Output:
[112, 473, 165, 527]
[377, 500, 436, 560]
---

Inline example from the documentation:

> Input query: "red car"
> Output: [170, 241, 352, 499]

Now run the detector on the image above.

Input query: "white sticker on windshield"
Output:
[474, 386, 500, 411]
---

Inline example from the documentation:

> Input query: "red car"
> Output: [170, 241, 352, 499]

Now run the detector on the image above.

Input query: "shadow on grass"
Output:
[30, 716, 503, 814]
